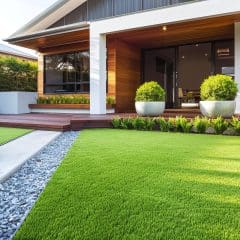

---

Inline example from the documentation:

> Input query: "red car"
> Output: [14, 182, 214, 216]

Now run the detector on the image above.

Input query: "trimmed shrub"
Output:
[135, 81, 165, 102]
[211, 117, 229, 134]
[231, 116, 240, 134]
[37, 96, 90, 104]
[193, 116, 210, 134]
[37, 96, 115, 105]
[200, 74, 238, 101]
[0, 56, 37, 92]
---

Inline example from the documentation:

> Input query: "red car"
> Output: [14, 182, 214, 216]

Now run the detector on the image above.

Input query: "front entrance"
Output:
[143, 40, 234, 108]
[144, 48, 176, 108]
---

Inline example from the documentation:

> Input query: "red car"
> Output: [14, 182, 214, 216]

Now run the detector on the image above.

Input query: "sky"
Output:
[0, 0, 58, 54]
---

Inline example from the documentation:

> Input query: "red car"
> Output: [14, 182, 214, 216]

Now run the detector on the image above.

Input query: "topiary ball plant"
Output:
[200, 74, 238, 101]
[135, 81, 165, 102]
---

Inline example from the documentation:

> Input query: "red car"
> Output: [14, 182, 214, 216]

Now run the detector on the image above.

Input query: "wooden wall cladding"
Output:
[38, 54, 44, 96]
[107, 39, 141, 113]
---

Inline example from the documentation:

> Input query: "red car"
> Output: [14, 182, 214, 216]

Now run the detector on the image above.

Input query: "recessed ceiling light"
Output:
[162, 26, 167, 31]
[182, 55, 185, 59]
[196, 44, 199, 47]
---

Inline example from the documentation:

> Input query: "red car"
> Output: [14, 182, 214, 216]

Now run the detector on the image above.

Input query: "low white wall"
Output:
[0, 92, 37, 114]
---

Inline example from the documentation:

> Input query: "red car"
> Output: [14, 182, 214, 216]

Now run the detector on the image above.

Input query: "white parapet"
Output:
[0, 92, 37, 114]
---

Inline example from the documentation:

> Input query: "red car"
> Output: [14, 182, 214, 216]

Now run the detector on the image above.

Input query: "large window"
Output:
[44, 51, 90, 94]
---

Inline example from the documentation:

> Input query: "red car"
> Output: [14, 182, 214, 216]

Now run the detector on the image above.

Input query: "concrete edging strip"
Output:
[0, 130, 62, 183]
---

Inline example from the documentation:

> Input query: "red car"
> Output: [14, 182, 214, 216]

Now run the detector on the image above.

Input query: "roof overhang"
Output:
[7, 0, 87, 39]
[5, 22, 90, 51]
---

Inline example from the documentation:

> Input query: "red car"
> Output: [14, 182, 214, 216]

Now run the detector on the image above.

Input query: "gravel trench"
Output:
[0, 131, 79, 240]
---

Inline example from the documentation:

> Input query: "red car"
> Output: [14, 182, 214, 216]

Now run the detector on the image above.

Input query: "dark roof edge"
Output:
[5, 22, 90, 43]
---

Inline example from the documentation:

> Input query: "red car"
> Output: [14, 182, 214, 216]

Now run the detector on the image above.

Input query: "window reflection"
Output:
[44, 51, 90, 94]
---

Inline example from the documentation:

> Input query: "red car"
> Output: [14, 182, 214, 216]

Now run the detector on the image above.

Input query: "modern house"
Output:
[5, 0, 240, 114]
[0, 43, 37, 62]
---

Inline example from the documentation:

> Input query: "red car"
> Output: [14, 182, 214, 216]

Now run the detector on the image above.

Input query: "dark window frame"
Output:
[44, 50, 90, 95]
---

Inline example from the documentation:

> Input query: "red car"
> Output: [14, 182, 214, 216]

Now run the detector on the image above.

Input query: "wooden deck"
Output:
[0, 109, 202, 131]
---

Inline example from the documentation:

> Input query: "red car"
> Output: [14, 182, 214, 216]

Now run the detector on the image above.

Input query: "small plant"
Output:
[107, 96, 115, 105]
[211, 117, 229, 134]
[200, 74, 238, 101]
[155, 117, 168, 132]
[231, 116, 240, 134]
[135, 81, 165, 102]
[120, 118, 133, 129]
[175, 116, 192, 133]
[112, 117, 121, 129]
[132, 117, 146, 130]
[193, 116, 210, 134]
[167, 118, 176, 132]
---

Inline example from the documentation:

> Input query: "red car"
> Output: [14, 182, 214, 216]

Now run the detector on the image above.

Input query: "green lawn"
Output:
[15, 130, 240, 240]
[0, 127, 31, 145]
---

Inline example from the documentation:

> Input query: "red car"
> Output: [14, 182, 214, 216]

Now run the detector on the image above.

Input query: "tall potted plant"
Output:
[200, 74, 238, 118]
[135, 81, 166, 116]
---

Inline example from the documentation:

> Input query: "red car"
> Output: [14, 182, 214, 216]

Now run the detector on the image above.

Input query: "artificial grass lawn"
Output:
[0, 127, 31, 145]
[15, 130, 240, 240]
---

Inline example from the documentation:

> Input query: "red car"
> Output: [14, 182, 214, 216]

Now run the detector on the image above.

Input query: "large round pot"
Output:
[135, 101, 165, 116]
[200, 101, 236, 118]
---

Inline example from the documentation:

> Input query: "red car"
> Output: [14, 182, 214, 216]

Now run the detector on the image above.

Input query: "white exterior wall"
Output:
[89, 0, 240, 114]
[0, 92, 37, 114]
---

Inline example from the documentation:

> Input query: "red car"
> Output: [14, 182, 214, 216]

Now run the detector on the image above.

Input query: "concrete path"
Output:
[0, 130, 61, 183]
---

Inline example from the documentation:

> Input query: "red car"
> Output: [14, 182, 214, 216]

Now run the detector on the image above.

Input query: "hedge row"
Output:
[0, 56, 38, 92]
[112, 116, 240, 136]
[37, 96, 115, 105]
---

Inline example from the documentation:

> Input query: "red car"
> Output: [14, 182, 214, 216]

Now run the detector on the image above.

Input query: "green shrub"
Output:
[107, 96, 115, 105]
[155, 117, 169, 132]
[167, 118, 176, 132]
[0, 56, 37, 92]
[110, 116, 237, 136]
[37, 96, 115, 105]
[193, 116, 210, 134]
[132, 117, 156, 131]
[135, 81, 165, 102]
[37, 96, 90, 104]
[175, 116, 192, 133]
[200, 74, 238, 101]
[112, 117, 121, 129]
[211, 117, 229, 134]
[231, 116, 240, 134]
[120, 118, 133, 129]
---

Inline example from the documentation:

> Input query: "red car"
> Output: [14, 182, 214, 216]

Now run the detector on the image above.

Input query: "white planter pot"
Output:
[135, 101, 165, 116]
[0, 92, 37, 114]
[200, 100, 236, 118]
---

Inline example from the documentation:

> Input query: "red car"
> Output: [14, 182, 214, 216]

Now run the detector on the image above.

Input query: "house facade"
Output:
[6, 0, 240, 114]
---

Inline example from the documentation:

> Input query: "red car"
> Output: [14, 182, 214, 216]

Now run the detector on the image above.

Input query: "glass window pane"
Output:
[215, 40, 234, 77]
[44, 51, 90, 94]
